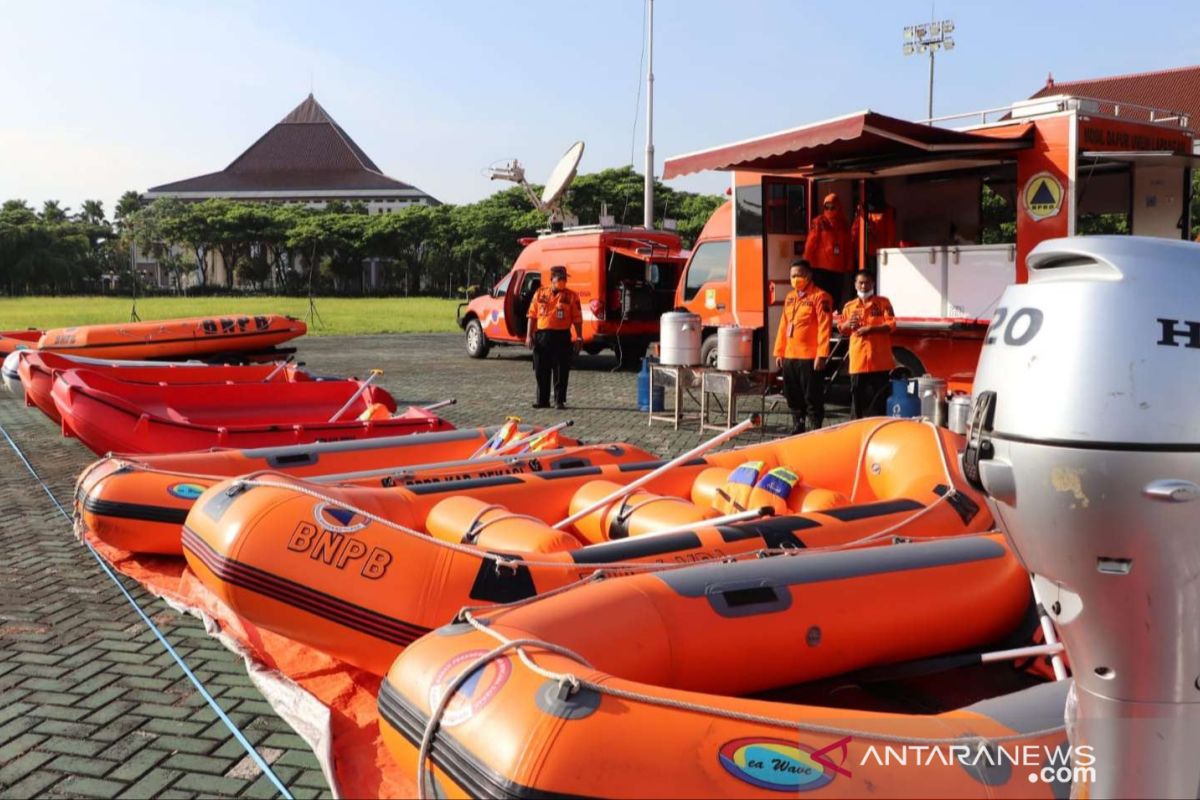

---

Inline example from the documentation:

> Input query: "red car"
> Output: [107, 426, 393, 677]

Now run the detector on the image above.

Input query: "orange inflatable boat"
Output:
[379, 534, 1069, 799]
[76, 424, 652, 555]
[53, 369, 450, 455]
[182, 419, 993, 675]
[37, 314, 305, 360]
[17, 351, 310, 424]
[0, 329, 42, 355]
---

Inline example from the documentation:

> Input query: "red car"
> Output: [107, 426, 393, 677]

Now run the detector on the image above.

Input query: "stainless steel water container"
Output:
[947, 392, 971, 434]
[716, 326, 753, 371]
[917, 375, 947, 424]
[658, 312, 702, 366]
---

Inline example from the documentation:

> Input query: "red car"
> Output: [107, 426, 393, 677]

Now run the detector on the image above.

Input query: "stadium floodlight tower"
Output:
[903, 18, 955, 123]
[487, 141, 585, 232]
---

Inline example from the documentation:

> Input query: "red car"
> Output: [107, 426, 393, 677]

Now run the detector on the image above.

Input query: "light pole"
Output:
[903, 19, 955, 123]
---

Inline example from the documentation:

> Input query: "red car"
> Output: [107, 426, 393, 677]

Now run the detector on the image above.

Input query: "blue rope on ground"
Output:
[0, 422, 295, 800]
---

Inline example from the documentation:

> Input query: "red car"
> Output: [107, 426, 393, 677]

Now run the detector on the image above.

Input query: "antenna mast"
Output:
[643, 0, 655, 229]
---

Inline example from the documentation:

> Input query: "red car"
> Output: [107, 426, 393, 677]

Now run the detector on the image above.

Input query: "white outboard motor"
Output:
[965, 236, 1200, 798]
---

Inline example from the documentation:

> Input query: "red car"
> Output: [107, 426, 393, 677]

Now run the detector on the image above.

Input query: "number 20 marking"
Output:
[985, 306, 1043, 346]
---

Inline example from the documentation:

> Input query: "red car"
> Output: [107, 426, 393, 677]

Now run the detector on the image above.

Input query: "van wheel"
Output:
[700, 335, 719, 368]
[465, 319, 490, 358]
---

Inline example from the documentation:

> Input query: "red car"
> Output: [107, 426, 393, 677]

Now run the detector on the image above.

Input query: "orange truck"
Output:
[457, 227, 687, 366]
[664, 95, 1197, 381]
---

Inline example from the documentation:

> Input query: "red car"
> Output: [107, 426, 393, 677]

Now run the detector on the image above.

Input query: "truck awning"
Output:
[663, 110, 1032, 179]
[1081, 150, 1200, 168]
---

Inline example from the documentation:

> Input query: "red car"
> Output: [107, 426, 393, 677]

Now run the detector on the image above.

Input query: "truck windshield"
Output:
[682, 240, 732, 301]
[493, 274, 512, 297]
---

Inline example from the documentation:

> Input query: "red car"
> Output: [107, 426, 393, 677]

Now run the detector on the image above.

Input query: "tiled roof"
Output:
[148, 95, 436, 198]
[1029, 64, 1200, 129]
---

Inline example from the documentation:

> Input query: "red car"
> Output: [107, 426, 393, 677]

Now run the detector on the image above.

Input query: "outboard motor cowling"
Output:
[970, 236, 1200, 798]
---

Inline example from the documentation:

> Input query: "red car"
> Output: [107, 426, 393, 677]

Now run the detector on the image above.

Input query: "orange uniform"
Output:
[851, 205, 898, 257]
[527, 286, 582, 332]
[773, 286, 833, 360]
[803, 195, 852, 272]
[838, 295, 896, 374]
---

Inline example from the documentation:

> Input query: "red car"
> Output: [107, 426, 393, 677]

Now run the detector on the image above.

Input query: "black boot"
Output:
[789, 415, 806, 436]
[806, 416, 823, 432]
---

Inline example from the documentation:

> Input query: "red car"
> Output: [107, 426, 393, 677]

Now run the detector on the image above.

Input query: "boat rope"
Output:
[415, 634, 592, 800]
[408, 609, 1069, 787]
[0, 422, 294, 800]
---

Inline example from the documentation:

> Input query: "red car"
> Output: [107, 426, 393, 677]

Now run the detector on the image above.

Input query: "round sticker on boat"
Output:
[167, 483, 206, 500]
[312, 501, 370, 533]
[428, 650, 512, 727]
[718, 737, 841, 792]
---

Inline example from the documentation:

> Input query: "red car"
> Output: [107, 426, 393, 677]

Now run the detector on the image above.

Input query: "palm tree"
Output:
[78, 199, 106, 226]
[114, 190, 143, 230]
[41, 200, 69, 223]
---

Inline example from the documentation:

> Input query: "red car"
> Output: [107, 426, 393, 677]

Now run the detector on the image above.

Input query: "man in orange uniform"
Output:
[837, 271, 896, 419]
[803, 193, 852, 307]
[773, 260, 833, 435]
[526, 265, 583, 409]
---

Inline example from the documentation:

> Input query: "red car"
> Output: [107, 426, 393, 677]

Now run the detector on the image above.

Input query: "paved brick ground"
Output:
[0, 332, 848, 798]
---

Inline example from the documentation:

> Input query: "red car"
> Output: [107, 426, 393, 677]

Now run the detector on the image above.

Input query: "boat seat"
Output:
[568, 480, 718, 543]
[425, 496, 579, 553]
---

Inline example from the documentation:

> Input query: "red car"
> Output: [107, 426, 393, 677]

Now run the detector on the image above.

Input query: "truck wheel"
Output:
[465, 319, 490, 358]
[893, 347, 924, 377]
[700, 335, 719, 368]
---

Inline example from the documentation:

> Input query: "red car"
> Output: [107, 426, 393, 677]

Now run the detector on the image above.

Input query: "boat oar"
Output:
[329, 369, 382, 422]
[262, 357, 293, 382]
[630, 507, 773, 539]
[552, 415, 759, 531]
[847, 642, 1066, 685]
[310, 443, 619, 484]
[420, 398, 456, 412]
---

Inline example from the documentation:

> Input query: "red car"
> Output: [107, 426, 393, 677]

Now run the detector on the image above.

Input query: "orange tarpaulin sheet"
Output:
[84, 531, 412, 799]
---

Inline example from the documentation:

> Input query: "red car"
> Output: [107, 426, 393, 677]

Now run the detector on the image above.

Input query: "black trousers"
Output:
[811, 268, 848, 309]
[782, 358, 824, 430]
[850, 370, 891, 419]
[532, 329, 573, 405]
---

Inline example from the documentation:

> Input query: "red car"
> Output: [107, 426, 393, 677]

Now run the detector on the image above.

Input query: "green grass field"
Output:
[0, 296, 462, 336]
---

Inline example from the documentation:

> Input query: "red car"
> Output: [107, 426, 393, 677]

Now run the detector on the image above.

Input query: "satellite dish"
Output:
[541, 141, 585, 209]
[487, 140, 585, 228]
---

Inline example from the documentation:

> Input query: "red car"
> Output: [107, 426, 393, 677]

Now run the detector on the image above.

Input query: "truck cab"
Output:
[667, 96, 1197, 380]
[458, 227, 687, 366]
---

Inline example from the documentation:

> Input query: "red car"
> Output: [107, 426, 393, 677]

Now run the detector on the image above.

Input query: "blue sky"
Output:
[1, 0, 1197, 216]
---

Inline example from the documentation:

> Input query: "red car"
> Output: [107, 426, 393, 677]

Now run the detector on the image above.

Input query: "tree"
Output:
[40, 200, 69, 223]
[115, 190, 143, 231]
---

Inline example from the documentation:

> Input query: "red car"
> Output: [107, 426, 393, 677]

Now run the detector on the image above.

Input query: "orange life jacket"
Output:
[748, 467, 802, 514]
[713, 461, 770, 514]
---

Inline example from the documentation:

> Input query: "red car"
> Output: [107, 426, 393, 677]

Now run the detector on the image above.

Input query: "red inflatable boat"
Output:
[52, 369, 451, 455]
[0, 329, 42, 355]
[17, 352, 311, 424]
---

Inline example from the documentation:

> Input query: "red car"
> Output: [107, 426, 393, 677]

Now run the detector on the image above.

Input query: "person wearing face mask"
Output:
[803, 192, 852, 307]
[773, 260, 833, 435]
[526, 265, 583, 409]
[837, 271, 896, 419]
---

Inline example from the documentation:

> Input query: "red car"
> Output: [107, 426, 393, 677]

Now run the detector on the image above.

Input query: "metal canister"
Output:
[917, 375, 948, 424]
[658, 311, 701, 366]
[947, 392, 972, 434]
